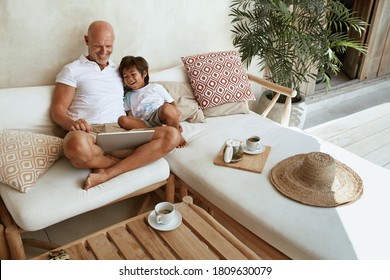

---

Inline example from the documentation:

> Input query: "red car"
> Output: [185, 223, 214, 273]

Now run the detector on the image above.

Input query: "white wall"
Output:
[0, 0, 237, 88]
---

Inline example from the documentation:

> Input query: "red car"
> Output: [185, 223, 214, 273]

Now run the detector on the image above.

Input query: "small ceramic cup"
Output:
[154, 202, 175, 225]
[246, 135, 263, 151]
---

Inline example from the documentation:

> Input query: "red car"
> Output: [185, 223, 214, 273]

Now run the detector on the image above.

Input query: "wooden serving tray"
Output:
[214, 144, 271, 173]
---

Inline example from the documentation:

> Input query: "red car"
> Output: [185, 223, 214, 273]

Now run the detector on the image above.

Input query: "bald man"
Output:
[50, 21, 180, 190]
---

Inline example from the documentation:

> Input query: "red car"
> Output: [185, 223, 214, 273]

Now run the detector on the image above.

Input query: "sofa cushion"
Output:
[0, 157, 170, 231]
[166, 112, 390, 259]
[154, 81, 205, 123]
[0, 85, 66, 137]
[181, 50, 255, 109]
[149, 65, 190, 83]
[203, 101, 250, 117]
[0, 130, 63, 193]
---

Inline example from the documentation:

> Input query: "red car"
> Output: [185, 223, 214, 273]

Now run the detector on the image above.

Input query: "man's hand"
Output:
[70, 118, 91, 132]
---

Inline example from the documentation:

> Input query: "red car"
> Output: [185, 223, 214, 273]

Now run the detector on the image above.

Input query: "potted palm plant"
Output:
[230, 0, 367, 127]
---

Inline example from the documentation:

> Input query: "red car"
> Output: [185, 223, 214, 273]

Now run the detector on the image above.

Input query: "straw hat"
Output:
[270, 152, 363, 207]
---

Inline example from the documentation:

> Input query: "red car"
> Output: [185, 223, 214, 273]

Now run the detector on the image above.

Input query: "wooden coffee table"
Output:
[33, 197, 260, 260]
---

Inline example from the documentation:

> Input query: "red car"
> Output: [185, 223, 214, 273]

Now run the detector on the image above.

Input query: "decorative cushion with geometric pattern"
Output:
[181, 50, 255, 109]
[0, 130, 63, 193]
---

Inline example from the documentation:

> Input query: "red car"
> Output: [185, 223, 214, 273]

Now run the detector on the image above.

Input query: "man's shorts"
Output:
[91, 123, 132, 158]
[91, 123, 127, 135]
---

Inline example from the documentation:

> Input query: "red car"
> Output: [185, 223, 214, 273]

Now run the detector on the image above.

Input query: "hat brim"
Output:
[270, 154, 363, 207]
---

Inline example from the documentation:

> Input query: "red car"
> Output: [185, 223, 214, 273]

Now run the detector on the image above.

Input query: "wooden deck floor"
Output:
[306, 103, 390, 170]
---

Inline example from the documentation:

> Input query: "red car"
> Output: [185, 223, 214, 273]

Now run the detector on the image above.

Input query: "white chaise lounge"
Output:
[151, 64, 390, 260]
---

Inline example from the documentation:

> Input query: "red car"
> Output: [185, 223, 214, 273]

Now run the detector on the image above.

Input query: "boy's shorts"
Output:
[144, 108, 164, 128]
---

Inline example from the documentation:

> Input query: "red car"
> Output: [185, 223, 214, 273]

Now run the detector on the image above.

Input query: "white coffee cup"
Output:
[246, 135, 262, 151]
[154, 202, 175, 225]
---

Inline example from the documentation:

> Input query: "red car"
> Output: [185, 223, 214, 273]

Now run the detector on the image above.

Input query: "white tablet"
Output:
[96, 129, 154, 151]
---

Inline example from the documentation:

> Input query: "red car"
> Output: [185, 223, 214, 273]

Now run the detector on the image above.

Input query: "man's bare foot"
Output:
[83, 168, 109, 190]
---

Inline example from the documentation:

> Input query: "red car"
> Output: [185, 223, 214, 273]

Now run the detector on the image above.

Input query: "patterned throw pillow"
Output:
[0, 130, 63, 193]
[181, 50, 255, 109]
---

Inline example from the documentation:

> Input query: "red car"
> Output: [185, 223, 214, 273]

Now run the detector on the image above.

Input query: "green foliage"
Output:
[230, 0, 367, 97]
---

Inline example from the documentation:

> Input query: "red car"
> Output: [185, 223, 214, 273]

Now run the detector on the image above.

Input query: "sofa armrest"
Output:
[248, 74, 297, 126]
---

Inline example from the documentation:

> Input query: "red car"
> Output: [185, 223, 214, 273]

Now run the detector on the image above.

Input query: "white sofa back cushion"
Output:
[0, 86, 66, 137]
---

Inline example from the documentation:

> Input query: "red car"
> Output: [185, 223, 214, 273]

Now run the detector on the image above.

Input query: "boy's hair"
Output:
[118, 56, 150, 86]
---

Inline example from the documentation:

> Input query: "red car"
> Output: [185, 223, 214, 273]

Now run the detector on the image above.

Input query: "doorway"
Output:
[315, 0, 390, 91]
[342, 0, 390, 81]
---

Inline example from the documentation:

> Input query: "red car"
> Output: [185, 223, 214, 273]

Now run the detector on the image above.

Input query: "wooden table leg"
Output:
[165, 174, 175, 203]
[0, 224, 10, 260]
[0, 197, 15, 227]
[137, 194, 152, 214]
[177, 177, 188, 200]
[5, 225, 26, 260]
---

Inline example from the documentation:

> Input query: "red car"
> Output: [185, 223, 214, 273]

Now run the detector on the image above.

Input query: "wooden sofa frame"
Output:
[248, 74, 297, 126]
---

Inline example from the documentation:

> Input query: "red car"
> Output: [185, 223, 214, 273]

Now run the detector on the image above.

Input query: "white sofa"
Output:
[150, 65, 390, 260]
[0, 85, 173, 260]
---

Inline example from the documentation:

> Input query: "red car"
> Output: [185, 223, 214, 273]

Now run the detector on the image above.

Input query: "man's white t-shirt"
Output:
[56, 55, 125, 124]
[124, 83, 174, 120]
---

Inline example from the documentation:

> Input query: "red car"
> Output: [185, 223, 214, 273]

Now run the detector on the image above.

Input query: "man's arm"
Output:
[50, 83, 90, 132]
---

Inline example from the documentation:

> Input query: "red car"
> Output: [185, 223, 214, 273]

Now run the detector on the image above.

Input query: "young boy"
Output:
[118, 56, 186, 147]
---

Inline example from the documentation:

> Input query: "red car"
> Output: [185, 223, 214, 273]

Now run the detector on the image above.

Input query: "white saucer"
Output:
[148, 210, 182, 231]
[242, 144, 265, 155]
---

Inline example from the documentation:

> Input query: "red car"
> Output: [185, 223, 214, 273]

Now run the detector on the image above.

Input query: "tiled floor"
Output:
[305, 74, 390, 129]
[306, 102, 390, 169]
[22, 74, 390, 259]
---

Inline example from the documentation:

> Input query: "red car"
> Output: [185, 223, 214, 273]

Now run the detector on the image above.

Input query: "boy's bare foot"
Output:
[177, 134, 187, 148]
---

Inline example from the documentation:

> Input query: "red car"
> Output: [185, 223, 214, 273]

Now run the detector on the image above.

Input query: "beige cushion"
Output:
[203, 101, 250, 117]
[181, 50, 255, 109]
[154, 81, 205, 123]
[0, 130, 63, 193]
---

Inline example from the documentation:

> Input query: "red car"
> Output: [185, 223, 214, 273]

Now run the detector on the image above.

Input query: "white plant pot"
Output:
[257, 91, 307, 128]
